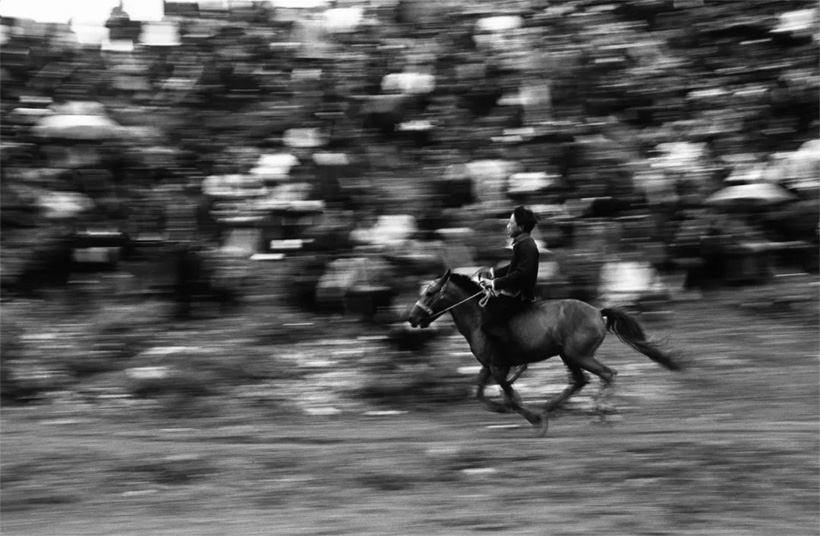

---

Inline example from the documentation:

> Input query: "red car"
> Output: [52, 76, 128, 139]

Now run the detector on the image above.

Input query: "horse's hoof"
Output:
[592, 417, 614, 427]
[592, 412, 621, 426]
[544, 402, 560, 413]
[594, 404, 618, 415]
[485, 402, 515, 414]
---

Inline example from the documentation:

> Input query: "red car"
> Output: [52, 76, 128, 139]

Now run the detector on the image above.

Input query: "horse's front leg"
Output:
[507, 364, 528, 384]
[476, 366, 514, 413]
[490, 365, 548, 437]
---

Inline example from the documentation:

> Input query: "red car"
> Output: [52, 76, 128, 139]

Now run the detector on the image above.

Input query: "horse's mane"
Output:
[448, 272, 483, 294]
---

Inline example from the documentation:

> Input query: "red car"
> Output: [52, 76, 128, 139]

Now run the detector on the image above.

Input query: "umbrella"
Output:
[38, 191, 95, 219]
[381, 72, 435, 95]
[9, 107, 55, 125]
[32, 114, 122, 140]
[475, 15, 523, 32]
[766, 139, 820, 185]
[250, 153, 300, 182]
[704, 183, 797, 208]
[283, 128, 327, 148]
[322, 7, 364, 33]
[724, 162, 768, 184]
[772, 8, 818, 38]
[50, 101, 107, 116]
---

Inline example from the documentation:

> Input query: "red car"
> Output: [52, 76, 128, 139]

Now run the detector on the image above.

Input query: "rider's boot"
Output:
[481, 323, 524, 361]
[481, 323, 507, 350]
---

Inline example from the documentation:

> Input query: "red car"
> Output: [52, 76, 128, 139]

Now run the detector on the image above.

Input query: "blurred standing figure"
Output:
[476, 206, 539, 350]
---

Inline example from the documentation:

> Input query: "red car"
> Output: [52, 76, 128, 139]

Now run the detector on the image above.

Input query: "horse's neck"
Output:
[447, 291, 483, 343]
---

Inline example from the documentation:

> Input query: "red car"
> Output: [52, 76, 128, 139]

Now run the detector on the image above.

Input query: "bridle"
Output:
[414, 278, 487, 322]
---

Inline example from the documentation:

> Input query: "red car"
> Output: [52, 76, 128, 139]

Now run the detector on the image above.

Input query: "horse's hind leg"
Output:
[570, 354, 618, 416]
[544, 359, 589, 413]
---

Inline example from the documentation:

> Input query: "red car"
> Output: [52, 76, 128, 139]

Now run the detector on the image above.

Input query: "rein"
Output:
[426, 290, 486, 321]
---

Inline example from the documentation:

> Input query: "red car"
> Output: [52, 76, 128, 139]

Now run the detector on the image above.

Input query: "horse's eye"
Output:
[419, 282, 434, 296]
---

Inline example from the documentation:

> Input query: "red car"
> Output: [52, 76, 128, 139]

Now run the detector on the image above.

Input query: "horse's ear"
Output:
[443, 268, 452, 281]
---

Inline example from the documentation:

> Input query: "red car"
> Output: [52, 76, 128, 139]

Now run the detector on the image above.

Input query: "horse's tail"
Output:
[600, 308, 683, 371]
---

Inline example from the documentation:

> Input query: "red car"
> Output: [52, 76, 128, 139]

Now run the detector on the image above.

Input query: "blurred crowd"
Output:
[1, 0, 818, 309]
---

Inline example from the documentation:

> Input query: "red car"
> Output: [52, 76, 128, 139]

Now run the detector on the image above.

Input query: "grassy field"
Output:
[1, 273, 818, 536]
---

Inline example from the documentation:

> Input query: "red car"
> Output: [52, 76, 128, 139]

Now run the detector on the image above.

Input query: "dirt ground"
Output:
[1, 276, 818, 536]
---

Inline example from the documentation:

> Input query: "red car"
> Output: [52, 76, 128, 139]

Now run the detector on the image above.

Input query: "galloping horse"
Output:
[408, 269, 682, 436]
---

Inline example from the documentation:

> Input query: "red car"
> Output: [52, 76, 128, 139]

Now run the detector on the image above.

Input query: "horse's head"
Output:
[408, 269, 452, 328]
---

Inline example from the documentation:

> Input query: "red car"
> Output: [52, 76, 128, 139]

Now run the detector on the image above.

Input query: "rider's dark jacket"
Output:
[490, 233, 539, 301]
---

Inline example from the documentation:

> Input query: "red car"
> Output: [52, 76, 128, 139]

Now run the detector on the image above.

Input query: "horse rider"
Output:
[476, 205, 540, 352]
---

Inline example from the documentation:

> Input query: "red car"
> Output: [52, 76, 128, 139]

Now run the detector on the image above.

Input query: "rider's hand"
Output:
[479, 278, 497, 296]
[474, 267, 493, 281]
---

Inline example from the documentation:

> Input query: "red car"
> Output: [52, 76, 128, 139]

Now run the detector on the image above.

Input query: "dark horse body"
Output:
[408, 270, 681, 435]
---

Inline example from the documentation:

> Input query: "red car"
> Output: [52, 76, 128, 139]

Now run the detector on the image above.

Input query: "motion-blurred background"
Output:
[2, 0, 817, 315]
[1, 2, 818, 533]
